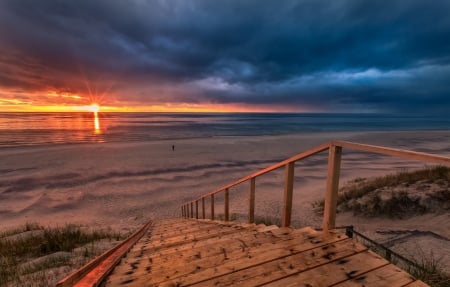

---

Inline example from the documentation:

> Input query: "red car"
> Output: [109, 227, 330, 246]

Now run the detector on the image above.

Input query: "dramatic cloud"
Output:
[0, 0, 449, 113]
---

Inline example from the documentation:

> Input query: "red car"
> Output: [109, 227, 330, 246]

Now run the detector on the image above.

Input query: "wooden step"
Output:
[103, 219, 429, 287]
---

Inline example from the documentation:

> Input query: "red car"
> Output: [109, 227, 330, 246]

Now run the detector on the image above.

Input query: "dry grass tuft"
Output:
[0, 223, 124, 286]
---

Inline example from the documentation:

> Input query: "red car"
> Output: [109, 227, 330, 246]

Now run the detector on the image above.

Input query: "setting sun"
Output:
[87, 104, 100, 113]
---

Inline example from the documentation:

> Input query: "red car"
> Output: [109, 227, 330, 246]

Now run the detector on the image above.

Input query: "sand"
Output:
[1, 130, 449, 270]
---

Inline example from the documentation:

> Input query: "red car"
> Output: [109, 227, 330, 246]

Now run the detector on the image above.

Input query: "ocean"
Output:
[0, 112, 448, 147]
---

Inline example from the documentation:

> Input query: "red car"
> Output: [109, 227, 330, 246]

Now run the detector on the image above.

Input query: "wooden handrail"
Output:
[56, 220, 152, 287]
[333, 140, 450, 165]
[200, 142, 330, 200]
[181, 141, 450, 231]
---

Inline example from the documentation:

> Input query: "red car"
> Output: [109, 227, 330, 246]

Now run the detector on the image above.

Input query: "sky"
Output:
[0, 0, 449, 113]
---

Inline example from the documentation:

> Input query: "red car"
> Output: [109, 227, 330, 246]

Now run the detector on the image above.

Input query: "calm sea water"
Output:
[0, 113, 448, 147]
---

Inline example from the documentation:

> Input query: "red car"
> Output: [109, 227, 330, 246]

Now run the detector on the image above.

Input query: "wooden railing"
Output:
[181, 141, 450, 232]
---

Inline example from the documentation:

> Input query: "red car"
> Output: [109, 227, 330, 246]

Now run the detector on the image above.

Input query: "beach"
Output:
[1, 130, 448, 232]
[1, 127, 450, 279]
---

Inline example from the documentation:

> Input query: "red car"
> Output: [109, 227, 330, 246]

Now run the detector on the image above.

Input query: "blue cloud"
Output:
[0, 0, 449, 113]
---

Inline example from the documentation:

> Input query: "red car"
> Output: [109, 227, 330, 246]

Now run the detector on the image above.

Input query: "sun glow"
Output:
[86, 104, 100, 113]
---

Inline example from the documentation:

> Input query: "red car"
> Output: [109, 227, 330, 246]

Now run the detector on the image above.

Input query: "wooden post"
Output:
[323, 145, 342, 233]
[182, 205, 185, 218]
[282, 162, 295, 227]
[190, 202, 194, 218]
[210, 194, 215, 220]
[224, 189, 229, 221]
[186, 204, 189, 218]
[202, 197, 206, 219]
[195, 200, 199, 219]
[249, 178, 255, 224]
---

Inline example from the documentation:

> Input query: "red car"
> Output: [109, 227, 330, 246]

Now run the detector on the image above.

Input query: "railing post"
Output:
[195, 200, 199, 219]
[202, 197, 206, 219]
[190, 202, 194, 218]
[323, 144, 342, 233]
[282, 162, 295, 227]
[345, 225, 354, 238]
[224, 189, 229, 221]
[182, 205, 185, 218]
[185, 204, 189, 218]
[210, 194, 215, 220]
[249, 178, 255, 224]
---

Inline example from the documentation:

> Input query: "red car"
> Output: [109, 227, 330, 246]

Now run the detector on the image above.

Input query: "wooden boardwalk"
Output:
[103, 219, 428, 287]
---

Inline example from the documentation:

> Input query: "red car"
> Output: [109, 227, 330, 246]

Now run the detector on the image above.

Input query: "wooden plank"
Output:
[404, 280, 430, 287]
[195, 200, 199, 219]
[159, 230, 346, 286]
[106, 226, 266, 286]
[148, 226, 310, 260]
[263, 250, 389, 286]
[192, 238, 367, 287]
[323, 144, 342, 232]
[282, 162, 295, 227]
[57, 220, 152, 287]
[333, 264, 416, 287]
[107, 222, 286, 286]
[150, 221, 219, 238]
[137, 231, 314, 279]
[334, 140, 450, 165]
[145, 224, 241, 249]
[135, 227, 309, 273]
[224, 188, 229, 221]
[108, 228, 318, 286]
[148, 227, 317, 268]
[149, 223, 231, 242]
[210, 194, 215, 220]
[202, 197, 205, 219]
[249, 178, 255, 223]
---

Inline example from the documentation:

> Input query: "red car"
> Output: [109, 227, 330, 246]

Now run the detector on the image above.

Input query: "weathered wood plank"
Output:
[145, 228, 298, 267]
[249, 178, 255, 223]
[158, 230, 346, 286]
[192, 238, 367, 287]
[110, 227, 321, 286]
[262, 250, 389, 286]
[143, 225, 245, 251]
[107, 225, 312, 286]
[224, 188, 229, 221]
[282, 162, 295, 227]
[210, 194, 215, 220]
[202, 197, 205, 219]
[333, 140, 450, 165]
[333, 264, 416, 287]
[323, 144, 342, 232]
[404, 280, 431, 287]
[104, 220, 429, 287]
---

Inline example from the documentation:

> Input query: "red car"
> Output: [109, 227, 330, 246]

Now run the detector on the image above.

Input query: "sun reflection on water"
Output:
[93, 111, 101, 134]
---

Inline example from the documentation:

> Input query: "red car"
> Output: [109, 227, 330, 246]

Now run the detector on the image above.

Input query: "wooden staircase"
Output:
[103, 219, 428, 287]
[58, 141, 448, 286]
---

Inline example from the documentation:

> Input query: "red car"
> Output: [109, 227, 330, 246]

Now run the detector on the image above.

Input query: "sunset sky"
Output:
[0, 0, 449, 113]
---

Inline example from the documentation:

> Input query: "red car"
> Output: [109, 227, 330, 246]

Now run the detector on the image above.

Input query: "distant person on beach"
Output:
[172, 145, 175, 151]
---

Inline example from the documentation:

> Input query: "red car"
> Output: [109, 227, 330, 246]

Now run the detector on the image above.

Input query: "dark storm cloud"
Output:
[0, 0, 449, 112]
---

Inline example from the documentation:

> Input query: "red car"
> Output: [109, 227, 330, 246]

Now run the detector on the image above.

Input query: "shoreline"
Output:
[1, 128, 450, 150]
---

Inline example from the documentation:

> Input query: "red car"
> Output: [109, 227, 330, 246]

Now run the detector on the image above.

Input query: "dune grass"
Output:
[0, 222, 124, 286]
[408, 256, 450, 287]
[313, 165, 449, 218]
